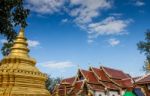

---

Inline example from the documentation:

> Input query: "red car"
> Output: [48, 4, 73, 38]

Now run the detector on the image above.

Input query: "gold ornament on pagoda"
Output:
[0, 29, 51, 96]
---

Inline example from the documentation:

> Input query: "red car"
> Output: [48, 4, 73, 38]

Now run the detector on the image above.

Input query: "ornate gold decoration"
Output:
[0, 28, 51, 96]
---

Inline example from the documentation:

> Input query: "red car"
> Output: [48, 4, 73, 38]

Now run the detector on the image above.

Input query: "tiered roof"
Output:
[52, 66, 133, 96]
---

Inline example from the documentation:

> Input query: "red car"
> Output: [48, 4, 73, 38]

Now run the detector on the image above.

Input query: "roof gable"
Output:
[91, 67, 111, 82]
[102, 66, 130, 79]
[80, 69, 99, 83]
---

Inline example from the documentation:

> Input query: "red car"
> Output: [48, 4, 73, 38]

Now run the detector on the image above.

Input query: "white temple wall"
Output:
[108, 91, 120, 96]
[94, 90, 120, 96]
[94, 91, 106, 96]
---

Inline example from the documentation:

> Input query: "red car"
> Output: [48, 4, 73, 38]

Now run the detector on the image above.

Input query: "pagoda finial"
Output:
[18, 28, 25, 38]
[9, 28, 29, 57]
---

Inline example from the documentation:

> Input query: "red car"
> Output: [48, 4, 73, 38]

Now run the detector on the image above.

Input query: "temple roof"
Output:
[53, 66, 134, 95]
[87, 83, 105, 91]
[80, 69, 99, 83]
[101, 66, 131, 79]
[136, 73, 150, 84]
[91, 67, 111, 81]
[74, 81, 84, 89]
[61, 77, 76, 84]
[113, 78, 133, 87]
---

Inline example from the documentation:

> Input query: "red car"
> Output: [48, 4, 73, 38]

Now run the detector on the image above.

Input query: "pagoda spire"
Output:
[9, 28, 29, 57]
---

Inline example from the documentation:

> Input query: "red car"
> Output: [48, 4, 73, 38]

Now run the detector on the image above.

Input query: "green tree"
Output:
[0, 0, 29, 56]
[137, 29, 150, 71]
[45, 75, 62, 93]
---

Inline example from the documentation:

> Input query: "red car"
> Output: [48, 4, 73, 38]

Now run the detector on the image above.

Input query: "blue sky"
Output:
[0, 0, 150, 78]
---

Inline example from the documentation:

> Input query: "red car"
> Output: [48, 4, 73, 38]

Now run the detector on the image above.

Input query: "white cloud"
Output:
[108, 38, 120, 47]
[42, 61, 75, 69]
[26, 0, 132, 44]
[26, 0, 66, 14]
[69, 0, 111, 24]
[61, 18, 68, 23]
[88, 17, 131, 38]
[0, 39, 7, 44]
[27, 40, 40, 47]
[26, 0, 111, 23]
[135, 1, 145, 6]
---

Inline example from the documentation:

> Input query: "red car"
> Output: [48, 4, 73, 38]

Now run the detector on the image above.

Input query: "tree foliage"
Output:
[137, 29, 150, 71]
[45, 75, 62, 93]
[0, 0, 29, 56]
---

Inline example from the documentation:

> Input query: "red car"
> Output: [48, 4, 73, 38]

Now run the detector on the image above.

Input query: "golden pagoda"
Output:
[0, 29, 51, 96]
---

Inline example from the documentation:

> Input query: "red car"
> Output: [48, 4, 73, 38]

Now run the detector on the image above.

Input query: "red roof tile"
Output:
[91, 67, 111, 81]
[102, 66, 130, 79]
[88, 83, 105, 91]
[74, 81, 84, 89]
[80, 69, 99, 83]
[52, 66, 134, 95]
[103, 82, 119, 90]
[61, 77, 76, 84]
[113, 78, 133, 87]
[123, 79, 133, 87]
[136, 74, 150, 84]
[69, 81, 84, 95]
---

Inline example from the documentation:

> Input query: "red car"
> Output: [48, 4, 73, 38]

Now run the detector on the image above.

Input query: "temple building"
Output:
[0, 29, 51, 96]
[52, 66, 133, 96]
[133, 61, 150, 96]
[135, 73, 150, 96]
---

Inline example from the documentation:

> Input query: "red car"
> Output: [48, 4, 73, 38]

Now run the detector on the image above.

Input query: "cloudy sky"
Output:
[0, 0, 150, 78]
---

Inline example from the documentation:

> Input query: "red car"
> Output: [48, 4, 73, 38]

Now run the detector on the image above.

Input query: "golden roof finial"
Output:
[18, 28, 25, 38]
[9, 28, 29, 57]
